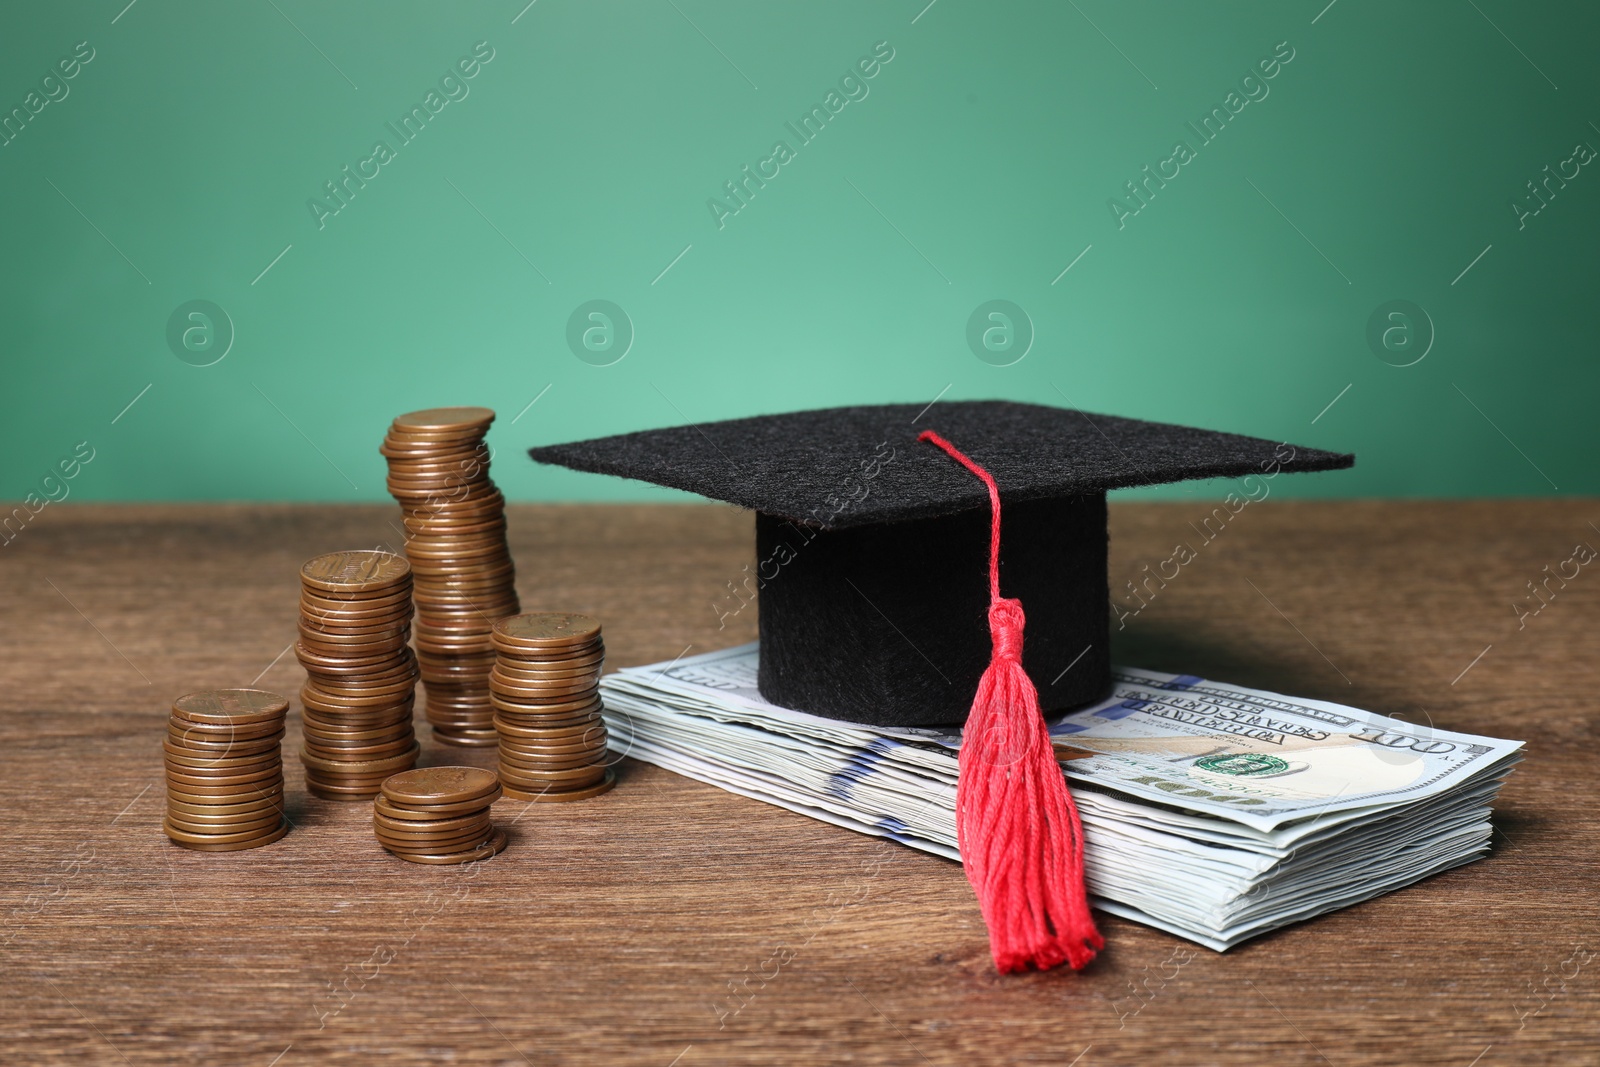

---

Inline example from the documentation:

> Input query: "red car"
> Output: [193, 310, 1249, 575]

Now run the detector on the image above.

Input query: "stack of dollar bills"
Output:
[600, 644, 1523, 950]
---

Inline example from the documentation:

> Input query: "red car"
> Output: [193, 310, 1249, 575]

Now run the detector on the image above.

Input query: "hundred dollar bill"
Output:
[604, 645, 1520, 833]
[601, 644, 1522, 949]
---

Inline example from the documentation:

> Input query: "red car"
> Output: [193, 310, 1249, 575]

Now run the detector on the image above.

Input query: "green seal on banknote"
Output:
[1194, 753, 1291, 777]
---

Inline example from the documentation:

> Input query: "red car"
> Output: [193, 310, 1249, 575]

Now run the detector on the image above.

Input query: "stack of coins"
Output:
[490, 613, 616, 802]
[164, 689, 290, 851]
[382, 407, 520, 748]
[373, 767, 507, 864]
[297, 550, 421, 800]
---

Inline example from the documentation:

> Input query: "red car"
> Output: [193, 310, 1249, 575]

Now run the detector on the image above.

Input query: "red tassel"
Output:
[919, 429, 1104, 973]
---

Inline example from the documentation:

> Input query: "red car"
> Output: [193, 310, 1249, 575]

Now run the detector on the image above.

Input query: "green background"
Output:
[2, 0, 1595, 505]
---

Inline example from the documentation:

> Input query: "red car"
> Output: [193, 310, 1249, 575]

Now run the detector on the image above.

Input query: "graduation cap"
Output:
[528, 400, 1352, 727]
[529, 399, 1352, 972]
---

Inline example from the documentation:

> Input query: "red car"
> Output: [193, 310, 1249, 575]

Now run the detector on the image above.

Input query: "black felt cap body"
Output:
[529, 401, 1352, 727]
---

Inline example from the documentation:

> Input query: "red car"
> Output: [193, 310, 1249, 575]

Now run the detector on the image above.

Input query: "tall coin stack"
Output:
[490, 613, 616, 802]
[298, 550, 421, 800]
[382, 407, 520, 747]
[164, 689, 290, 852]
[373, 767, 507, 865]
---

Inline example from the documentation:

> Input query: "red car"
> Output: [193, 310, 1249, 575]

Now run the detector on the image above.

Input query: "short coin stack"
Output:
[491, 612, 616, 802]
[373, 767, 507, 864]
[298, 550, 421, 800]
[164, 689, 290, 851]
[382, 407, 520, 748]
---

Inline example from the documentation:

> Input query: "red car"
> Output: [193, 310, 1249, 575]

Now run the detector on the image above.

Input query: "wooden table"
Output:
[2, 501, 1595, 1065]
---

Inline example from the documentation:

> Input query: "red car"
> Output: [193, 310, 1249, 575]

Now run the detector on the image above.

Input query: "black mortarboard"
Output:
[528, 400, 1352, 728]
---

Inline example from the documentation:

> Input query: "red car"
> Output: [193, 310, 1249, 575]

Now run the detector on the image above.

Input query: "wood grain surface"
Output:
[1, 501, 1595, 1066]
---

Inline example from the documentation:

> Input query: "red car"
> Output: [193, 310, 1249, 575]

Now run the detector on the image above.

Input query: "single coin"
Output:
[490, 711, 604, 733]
[393, 406, 496, 432]
[422, 689, 495, 704]
[165, 821, 290, 851]
[294, 640, 407, 667]
[301, 718, 416, 742]
[490, 692, 602, 716]
[301, 663, 419, 686]
[299, 742, 419, 775]
[379, 831, 492, 857]
[164, 782, 285, 803]
[384, 452, 490, 471]
[300, 592, 413, 618]
[491, 715, 603, 740]
[502, 768, 617, 804]
[417, 571, 517, 592]
[166, 810, 285, 835]
[498, 735, 607, 758]
[411, 599, 519, 619]
[381, 785, 504, 816]
[169, 708, 289, 730]
[305, 782, 386, 800]
[301, 590, 413, 609]
[403, 545, 507, 566]
[164, 733, 285, 757]
[490, 718, 603, 739]
[300, 708, 415, 731]
[373, 795, 491, 822]
[299, 723, 412, 748]
[499, 730, 607, 752]
[171, 689, 290, 725]
[382, 827, 507, 865]
[415, 651, 498, 668]
[398, 486, 505, 508]
[380, 436, 487, 456]
[498, 752, 605, 775]
[493, 691, 601, 711]
[492, 613, 602, 649]
[374, 810, 491, 836]
[402, 516, 505, 536]
[301, 550, 411, 593]
[166, 793, 284, 818]
[490, 662, 601, 682]
[162, 752, 280, 775]
[301, 681, 416, 706]
[431, 731, 500, 748]
[381, 766, 499, 806]
[301, 732, 418, 755]
[166, 790, 284, 813]
[375, 819, 492, 844]
[379, 833, 495, 856]
[303, 742, 419, 766]
[297, 641, 411, 664]
[378, 832, 495, 855]
[427, 719, 498, 734]
[489, 682, 600, 702]
[165, 765, 284, 787]
[297, 620, 411, 642]
[490, 667, 599, 685]
[425, 713, 497, 728]
[163, 817, 287, 846]
[497, 761, 608, 785]
[166, 719, 286, 744]
[404, 549, 512, 570]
